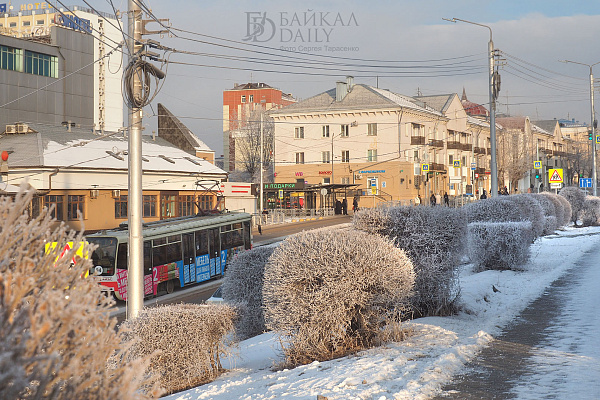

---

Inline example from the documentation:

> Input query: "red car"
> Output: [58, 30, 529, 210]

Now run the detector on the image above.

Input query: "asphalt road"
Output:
[111, 214, 353, 324]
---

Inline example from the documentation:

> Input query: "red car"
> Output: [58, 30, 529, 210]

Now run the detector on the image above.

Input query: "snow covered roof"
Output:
[0, 123, 225, 175]
[269, 84, 444, 117]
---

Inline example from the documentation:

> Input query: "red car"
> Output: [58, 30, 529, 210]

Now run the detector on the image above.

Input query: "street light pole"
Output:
[560, 59, 600, 196]
[444, 18, 498, 197]
[259, 113, 264, 213]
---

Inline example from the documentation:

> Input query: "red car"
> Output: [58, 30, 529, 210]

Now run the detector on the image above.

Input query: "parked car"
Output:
[205, 286, 224, 304]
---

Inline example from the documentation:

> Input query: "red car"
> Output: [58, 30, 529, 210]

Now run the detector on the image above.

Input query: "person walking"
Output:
[352, 197, 359, 213]
[342, 198, 348, 215]
[414, 194, 421, 206]
[480, 189, 487, 200]
[444, 192, 449, 207]
[430, 193, 436, 206]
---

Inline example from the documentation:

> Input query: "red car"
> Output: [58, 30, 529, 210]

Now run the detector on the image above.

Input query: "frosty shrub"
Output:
[580, 196, 600, 227]
[504, 194, 545, 240]
[222, 246, 275, 340]
[467, 221, 533, 271]
[120, 303, 236, 395]
[530, 193, 557, 234]
[353, 206, 465, 318]
[463, 197, 523, 224]
[559, 186, 586, 225]
[540, 192, 567, 227]
[0, 188, 160, 399]
[543, 216, 558, 235]
[556, 193, 573, 226]
[263, 229, 415, 367]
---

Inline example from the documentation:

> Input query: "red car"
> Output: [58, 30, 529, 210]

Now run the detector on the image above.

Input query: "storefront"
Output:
[262, 182, 317, 210]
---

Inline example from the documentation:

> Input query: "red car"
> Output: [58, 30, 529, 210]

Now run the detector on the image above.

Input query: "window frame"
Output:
[367, 149, 378, 162]
[341, 150, 350, 163]
[340, 124, 349, 137]
[143, 195, 157, 217]
[67, 194, 85, 220]
[44, 194, 64, 221]
[295, 152, 305, 164]
[367, 123, 377, 136]
[114, 195, 128, 219]
[322, 150, 331, 164]
[322, 125, 330, 138]
[294, 126, 305, 139]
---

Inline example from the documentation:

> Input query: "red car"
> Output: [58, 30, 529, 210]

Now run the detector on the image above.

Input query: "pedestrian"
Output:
[443, 192, 449, 207]
[335, 200, 342, 215]
[480, 189, 487, 200]
[342, 198, 348, 215]
[502, 186, 509, 195]
[257, 224, 262, 235]
[414, 194, 421, 206]
[430, 193, 436, 206]
[353, 197, 359, 213]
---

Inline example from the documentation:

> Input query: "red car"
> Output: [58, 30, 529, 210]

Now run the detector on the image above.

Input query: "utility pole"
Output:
[444, 18, 499, 197]
[127, 0, 144, 319]
[560, 59, 600, 196]
[259, 113, 263, 213]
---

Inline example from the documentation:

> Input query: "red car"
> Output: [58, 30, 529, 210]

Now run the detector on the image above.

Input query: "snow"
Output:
[166, 226, 600, 400]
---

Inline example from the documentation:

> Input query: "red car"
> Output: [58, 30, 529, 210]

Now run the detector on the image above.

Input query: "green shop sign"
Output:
[263, 183, 302, 190]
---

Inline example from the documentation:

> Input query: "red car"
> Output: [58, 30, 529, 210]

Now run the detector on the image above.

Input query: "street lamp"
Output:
[444, 17, 498, 197]
[559, 59, 600, 196]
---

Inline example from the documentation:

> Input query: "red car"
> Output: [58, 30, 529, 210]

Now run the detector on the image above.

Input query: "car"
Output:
[205, 286, 224, 304]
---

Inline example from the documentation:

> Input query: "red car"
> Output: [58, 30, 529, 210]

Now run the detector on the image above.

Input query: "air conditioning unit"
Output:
[351, 121, 358, 127]
[5, 125, 16, 134]
[354, 174, 363, 180]
[90, 189, 99, 199]
[16, 123, 28, 133]
[112, 189, 121, 198]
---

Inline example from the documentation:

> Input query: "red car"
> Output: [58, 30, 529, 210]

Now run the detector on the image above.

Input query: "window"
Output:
[241, 95, 246, 103]
[411, 123, 424, 136]
[414, 150, 419, 161]
[1, 45, 21, 71]
[198, 195, 213, 210]
[115, 195, 128, 219]
[37, 19, 45, 25]
[449, 154, 454, 165]
[294, 126, 304, 139]
[249, 94, 254, 102]
[178, 195, 195, 217]
[341, 150, 350, 163]
[23, 21, 31, 26]
[143, 195, 156, 217]
[44, 195, 64, 220]
[340, 124, 349, 137]
[341, 177, 350, 184]
[367, 149, 377, 162]
[322, 125, 330, 138]
[24, 50, 58, 78]
[67, 195, 84, 220]
[462, 156, 467, 166]
[161, 194, 177, 219]
[322, 151, 330, 163]
[367, 123, 377, 136]
[9, 22, 16, 28]
[295, 152, 305, 164]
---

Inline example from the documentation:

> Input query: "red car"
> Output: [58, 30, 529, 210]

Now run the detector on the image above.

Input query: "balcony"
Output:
[475, 167, 486, 174]
[429, 139, 444, 148]
[474, 146, 486, 155]
[430, 162, 446, 172]
[542, 148, 553, 155]
[447, 141, 461, 150]
[411, 136, 425, 145]
[461, 143, 473, 151]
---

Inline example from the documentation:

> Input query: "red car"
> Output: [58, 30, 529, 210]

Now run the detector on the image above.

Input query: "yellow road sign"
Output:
[421, 163, 430, 172]
[534, 161, 542, 169]
[548, 168, 563, 183]
[453, 160, 461, 168]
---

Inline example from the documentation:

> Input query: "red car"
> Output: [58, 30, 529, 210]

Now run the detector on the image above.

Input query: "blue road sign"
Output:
[579, 178, 592, 188]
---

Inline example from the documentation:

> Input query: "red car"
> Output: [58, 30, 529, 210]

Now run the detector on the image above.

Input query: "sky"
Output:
[164, 224, 600, 400]
[74, 1, 600, 157]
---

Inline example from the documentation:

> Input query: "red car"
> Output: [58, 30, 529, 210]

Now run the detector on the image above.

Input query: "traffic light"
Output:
[535, 172, 540, 179]
[590, 131, 593, 140]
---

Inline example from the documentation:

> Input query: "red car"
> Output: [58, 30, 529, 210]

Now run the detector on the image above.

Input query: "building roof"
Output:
[0, 123, 225, 175]
[230, 83, 274, 91]
[157, 103, 212, 153]
[497, 116, 552, 136]
[460, 89, 489, 117]
[532, 120, 559, 134]
[413, 94, 457, 114]
[269, 84, 444, 117]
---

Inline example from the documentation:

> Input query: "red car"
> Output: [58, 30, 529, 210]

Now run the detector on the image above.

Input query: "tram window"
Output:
[168, 234, 180, 243]
[195, 230, 208, 255]
[153, 237, 166, 246]
[153, 246, 166, 267]
[144, 241, 152, 275]
[166, 242, 182, 264]
[117, 243, 128, 269]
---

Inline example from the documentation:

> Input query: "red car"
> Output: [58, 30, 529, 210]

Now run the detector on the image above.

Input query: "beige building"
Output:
[269, 77, 492, 208]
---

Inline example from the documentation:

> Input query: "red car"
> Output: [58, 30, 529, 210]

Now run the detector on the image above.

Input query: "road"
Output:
[112, 214, 353, 324]
[434, 239, 600, 399]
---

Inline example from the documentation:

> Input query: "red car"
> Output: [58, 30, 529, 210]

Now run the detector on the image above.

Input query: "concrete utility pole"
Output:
[560, 60, 600, 197]
[444, 18, 499, 197]
[259, 113, 264, 213]
[127, 0, 144, 319]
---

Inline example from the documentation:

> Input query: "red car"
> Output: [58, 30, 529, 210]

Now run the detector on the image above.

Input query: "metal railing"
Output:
[252, 208, 335, 226]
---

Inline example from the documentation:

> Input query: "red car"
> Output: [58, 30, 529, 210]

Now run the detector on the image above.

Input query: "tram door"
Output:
[208, 228, 221, 277]
[182, 233, 195, 285]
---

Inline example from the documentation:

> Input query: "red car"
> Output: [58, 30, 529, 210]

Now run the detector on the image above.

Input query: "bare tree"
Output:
[497, 127, 531, 190]
[232, 108, 275, 183]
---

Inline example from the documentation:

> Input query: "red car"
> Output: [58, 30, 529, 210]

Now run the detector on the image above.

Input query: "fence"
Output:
[252, 208, 335, 227]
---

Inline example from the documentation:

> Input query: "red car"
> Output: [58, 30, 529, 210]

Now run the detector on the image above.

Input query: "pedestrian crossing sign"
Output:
[453, 160, 461, 168]
[596, 136, 600, 144]
[534, 161, 542, 169]
[548, 168, 563, 183]
[422, 163, 430, 172]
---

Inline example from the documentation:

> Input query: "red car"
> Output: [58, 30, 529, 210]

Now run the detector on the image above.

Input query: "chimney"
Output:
[336, 81, 348, 102]
[346, 76, 354, 91]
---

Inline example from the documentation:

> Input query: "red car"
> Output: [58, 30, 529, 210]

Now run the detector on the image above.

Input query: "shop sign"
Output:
[19, 2, 49, 11]
[54, 13, 92, 34]
[263, 182, 301, 190]
[359, 170, 385, 173]
[319, 171, 332, 175]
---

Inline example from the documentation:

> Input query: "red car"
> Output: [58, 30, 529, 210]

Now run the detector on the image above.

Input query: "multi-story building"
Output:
[0, 4, 123, 132]
[269, 77, 491, 208]
[222, 82, 295, 172]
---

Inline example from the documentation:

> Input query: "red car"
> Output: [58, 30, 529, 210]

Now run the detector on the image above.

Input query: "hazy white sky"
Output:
[86, 1, 600, 155]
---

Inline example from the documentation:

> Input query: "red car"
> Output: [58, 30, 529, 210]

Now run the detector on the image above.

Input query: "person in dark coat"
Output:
[480, 189, 487, 199]
[352, 197, 359, 213]
[430, 193, 436, 206]
[335, 200, 342, 215]
[341, 198, 348, 215]
[443, 192, 449, 206]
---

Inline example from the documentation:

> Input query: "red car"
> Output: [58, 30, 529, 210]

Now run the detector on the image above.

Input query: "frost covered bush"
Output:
[120, 303, 236, 395]
[504, 194, 545, 240]
[580, 196, 600, 226]
[543, 216, 558, 234]
[559, 186, 586, 225]
[222, 246, 275, 340]
[0, 188, 160, 399]
[555, 193, 573, 226]
[540, 192, 568, 227]
[263, 229, 414, 367]
[463, 197, 522, 223]
[354, 206, 465, 318]
[530, 193, 557, 234]
[467, 221, 533, 271]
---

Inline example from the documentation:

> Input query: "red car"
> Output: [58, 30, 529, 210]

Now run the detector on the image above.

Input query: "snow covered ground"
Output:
[166, 226, 600, 400]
